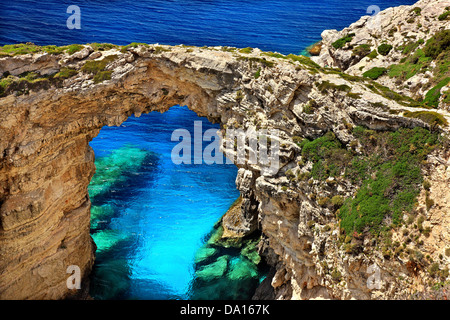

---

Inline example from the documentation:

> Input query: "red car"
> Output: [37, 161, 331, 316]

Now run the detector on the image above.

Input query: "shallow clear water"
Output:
[88, 106, 243, 299]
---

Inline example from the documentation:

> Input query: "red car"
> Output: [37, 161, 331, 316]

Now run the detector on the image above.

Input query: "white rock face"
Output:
[313, 0, 450, 108]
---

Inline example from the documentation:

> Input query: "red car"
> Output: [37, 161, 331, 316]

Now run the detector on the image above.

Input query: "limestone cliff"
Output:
[0, 0, 449, 300]
[313, 0, 450, 109]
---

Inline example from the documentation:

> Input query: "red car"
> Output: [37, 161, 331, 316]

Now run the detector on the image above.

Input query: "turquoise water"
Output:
[88, 106, 249, 299]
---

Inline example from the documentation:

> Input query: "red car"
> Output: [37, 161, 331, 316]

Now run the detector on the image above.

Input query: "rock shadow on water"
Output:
[89, 145, 160, 232]
[89, 230, 135, 300]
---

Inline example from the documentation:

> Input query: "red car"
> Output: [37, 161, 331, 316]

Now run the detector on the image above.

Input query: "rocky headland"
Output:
[0, 0, 449, 300]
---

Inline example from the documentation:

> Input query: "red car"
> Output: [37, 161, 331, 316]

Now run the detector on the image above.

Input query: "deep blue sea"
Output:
[1, 0, 417, 54]
[0, 0, 418, 300]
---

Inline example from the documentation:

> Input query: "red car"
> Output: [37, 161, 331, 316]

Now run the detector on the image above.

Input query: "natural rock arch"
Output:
[0, 43, 447, 299]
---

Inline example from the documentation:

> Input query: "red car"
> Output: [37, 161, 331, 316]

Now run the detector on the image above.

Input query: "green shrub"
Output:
[66, 44, 84, 55]
[153, 46, 171, 54]
[352, 44, 371, 57]
[292, 136, 303, 145]
[332, 33, 355, 49]
[54, 68, 78, 79]
[417, 215, 425, 231]
[220, 46, 236, 52]
[331, 268, 342, 281]
[41, 45, 67, 55]
[237, 56, 275, 68]
[235, 90, 244, 102]
[81, 55, 118, 74]
[93, 70, 112, 84]
[239, 47, 253, 54]
[367, 50, 378, 59]
[317, 81, 351, 94]
[89, 43, 117, 51]
[411, 7, 422, 15]
[339, 126, 440, 235]
[399, 41, 421, 55]
[387, 48, 432, 81]
[0, 75, 15, 96]
[301, 131, 353, 180]
[0, 43, 67, 56]
[363, 67, 387, 80]
[318, 196, 330, 207]
[303, 99, 319, 114]
[344, 243, 360, 255]
[443, 90, 450, 105]
[346, 92, 362, 99]
[0, 43, 41, 56]
[0, 71, 58, 96]
[378, 43, 393, 56]
[423, 77, 450, 108]
[331, 195, 344, 208]
[120, 42, 148, 53]
[366, 81, 411, 105]
[438, 10, 450, 21]
[286, 54, 321, 69]
[261, 51, 286, 59]
[297, 171, 310, 181]
[388, 27, 397, 37]
[254, 68, 261, 79]
[18, 71, 39, 82]
[403, 110, 448, 127]
[285, 169, 296, 180]
[429, 263, 440, 277]
[423, 29, 450, 59]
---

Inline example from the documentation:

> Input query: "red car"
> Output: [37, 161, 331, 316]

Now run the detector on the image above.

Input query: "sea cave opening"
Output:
[87, 105, 269, 300]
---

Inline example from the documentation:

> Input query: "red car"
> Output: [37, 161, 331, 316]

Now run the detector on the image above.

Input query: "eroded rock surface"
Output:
[313, 0, 450, 108]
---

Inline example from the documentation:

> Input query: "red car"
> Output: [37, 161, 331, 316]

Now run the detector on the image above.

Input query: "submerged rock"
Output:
[90, 204, 115, 229]
[227, 256, 259, 281]
[88, 145, 150, 200]
[89, 258, 131, 300]
[307, 42, 322, 56]
[91, 229, 130, 253]
[207, 225, 243, 248]
[195, 255, 229, 281]
[240, 239, 261, 265]
[194, 247, 218, 264]
[206, 226, 224, 245]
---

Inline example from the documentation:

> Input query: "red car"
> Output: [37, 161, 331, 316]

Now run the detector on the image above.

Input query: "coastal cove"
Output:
[1, 0, 449, 301]
[87, 106, 268, 300]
